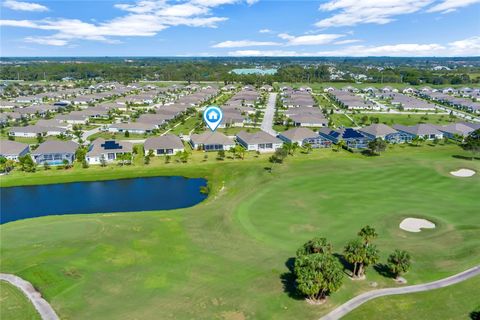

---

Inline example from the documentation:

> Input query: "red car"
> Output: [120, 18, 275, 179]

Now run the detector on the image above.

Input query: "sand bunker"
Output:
[450, 168, 476, 177]
[400, 218, 436, 232]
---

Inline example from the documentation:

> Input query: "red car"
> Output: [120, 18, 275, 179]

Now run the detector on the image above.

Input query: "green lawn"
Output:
[216, 126, 261, 135]
[344, 276, 480, 320]
[87, 131, 149, 141]
[1, 145, 479, 319]
[329, 113, 461, 127]
[167, 115, 204, 135]
[0, 281, 41, 320]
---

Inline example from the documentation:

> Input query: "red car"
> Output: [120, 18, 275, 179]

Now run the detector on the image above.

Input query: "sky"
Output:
[1, 0, 479, 57]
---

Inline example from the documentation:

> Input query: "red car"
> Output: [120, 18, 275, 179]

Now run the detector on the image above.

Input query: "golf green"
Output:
[0, 145, 479, 319]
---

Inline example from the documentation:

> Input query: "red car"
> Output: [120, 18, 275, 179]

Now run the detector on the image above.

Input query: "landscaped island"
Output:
[1, 144, 479, 319]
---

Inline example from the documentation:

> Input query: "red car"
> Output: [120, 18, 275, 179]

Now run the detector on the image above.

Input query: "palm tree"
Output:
[344, 239, 364, 278]
[291, 142, 300, 155]
[358, 225, 378, 246]
[336, 140, 346, 152]
[303, 142, 313, 154]
[387, 249, 411, 279]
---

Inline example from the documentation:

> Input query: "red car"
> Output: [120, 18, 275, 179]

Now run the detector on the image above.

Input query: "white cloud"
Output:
[228, 50, 304, 56]
[3, 0, 48, 12]
[316, 0, 433, 27]
[259, 28, 272, 33]
[212, 40, 281, 48]
[0, 0, 254, 46]
[427, 0, 480, 13]
[448, 36, 480, 55]
[25, 37, 68, 46]
[278, 33, 344, 45]
[334, 39, 362, 45]
[224, 37, 480, 57]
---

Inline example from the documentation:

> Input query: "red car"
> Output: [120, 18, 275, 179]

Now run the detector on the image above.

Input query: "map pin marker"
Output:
[203, 106, 223, 132]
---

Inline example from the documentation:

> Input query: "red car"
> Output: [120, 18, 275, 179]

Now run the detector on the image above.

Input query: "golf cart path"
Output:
[320, 264, 480, 320]
[0, 273, 60, 320]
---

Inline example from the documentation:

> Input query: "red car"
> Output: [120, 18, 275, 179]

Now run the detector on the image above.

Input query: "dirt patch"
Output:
[221, 311, 246, 320]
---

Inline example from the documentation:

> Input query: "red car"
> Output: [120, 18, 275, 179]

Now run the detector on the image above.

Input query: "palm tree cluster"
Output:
[294, 237, 343, 303]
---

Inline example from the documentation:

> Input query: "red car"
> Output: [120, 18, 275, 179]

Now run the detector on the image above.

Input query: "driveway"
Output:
[261, 93, 278, 136]
[320, 264, 480, 320]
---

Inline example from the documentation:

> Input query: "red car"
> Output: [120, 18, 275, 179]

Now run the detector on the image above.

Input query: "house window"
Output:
[107, 153, 115, 160]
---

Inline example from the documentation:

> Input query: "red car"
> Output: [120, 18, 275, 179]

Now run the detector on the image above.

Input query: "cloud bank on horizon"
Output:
[1, 0, 479, 56]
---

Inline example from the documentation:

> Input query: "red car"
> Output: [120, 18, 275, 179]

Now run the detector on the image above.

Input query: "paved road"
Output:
[261, 93, 278, 136]
[80, 125, 102, 142]
[0, 273, 60, 320]
[320, 264, 480, 320]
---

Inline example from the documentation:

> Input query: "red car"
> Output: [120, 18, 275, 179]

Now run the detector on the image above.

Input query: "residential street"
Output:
[80, 125, 102, 142]
[320, 264, 480, 320]
[261, 92, 277, 136]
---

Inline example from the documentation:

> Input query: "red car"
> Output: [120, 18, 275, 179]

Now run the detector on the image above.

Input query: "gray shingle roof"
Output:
[236, 131, 282, 145]
[33, 140, 78, 154]
[393, 124, 442, 136]
[0, 140, 29, 156]
[359, 124, 397, 137]
[144, 134, 184, 150]
[87, 138, 133, 156]
[190, 131, 234, 145]
[279, 128, 317, 141]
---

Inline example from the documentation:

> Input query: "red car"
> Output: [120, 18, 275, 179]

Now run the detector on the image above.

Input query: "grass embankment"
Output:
[344, 276, 480, 320]
[330, 113, 460, 127]
[1, 144, 479, 319]
[0, 281, 41, 320]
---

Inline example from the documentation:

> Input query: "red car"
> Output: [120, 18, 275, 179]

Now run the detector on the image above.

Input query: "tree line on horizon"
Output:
[1, 61, 478, 85]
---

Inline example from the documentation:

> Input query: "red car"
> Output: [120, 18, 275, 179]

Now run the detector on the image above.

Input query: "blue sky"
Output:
[1, 0, 479, 56]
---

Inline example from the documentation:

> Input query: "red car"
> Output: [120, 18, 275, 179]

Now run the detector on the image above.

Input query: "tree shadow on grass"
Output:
[452, 154, 479, 161]
[333, 253, 353, 277]
[360, 150, 379, 157]
[280, 257, 304, 301]
[470, 309, 480, 320]
[374, 263, 395, 279]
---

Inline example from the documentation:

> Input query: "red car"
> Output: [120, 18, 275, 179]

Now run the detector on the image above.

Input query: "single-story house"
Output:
[288, 113, 328, 127]
[278, 128, 332, 148]
[189, 131, 235, 151]
[144, 134, 185, 156]
[55, 113, 89, 125]
[86, 138, 133, 164]
[318, 127, 371, 149]
[437, 123, 476, 139]
[393, 124, 444, 140]
[0, 140, 30, 161]
[108, 122, 156, 134]
[236, 131, 283, 153]
[31, 140, 78, 165]
[359, 123, 412, 143]
[9, 125, 67, 138]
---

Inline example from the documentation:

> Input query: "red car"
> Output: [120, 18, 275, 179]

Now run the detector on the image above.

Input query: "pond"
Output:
[0, 176, 207, 224]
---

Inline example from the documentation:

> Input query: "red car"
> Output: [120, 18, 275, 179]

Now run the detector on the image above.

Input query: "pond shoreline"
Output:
[1, 176, 208, 224]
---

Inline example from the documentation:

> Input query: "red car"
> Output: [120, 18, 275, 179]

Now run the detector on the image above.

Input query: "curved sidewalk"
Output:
[320, 265, 480, 320]
[0, 273, 60, 320]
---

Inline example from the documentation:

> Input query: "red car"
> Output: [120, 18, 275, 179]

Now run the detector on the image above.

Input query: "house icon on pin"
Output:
[208, 110, 219, 121]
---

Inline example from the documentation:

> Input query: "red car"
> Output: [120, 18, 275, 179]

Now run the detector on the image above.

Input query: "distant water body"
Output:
[0, 176, 207, 224]
[231, 68, 277, 75]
